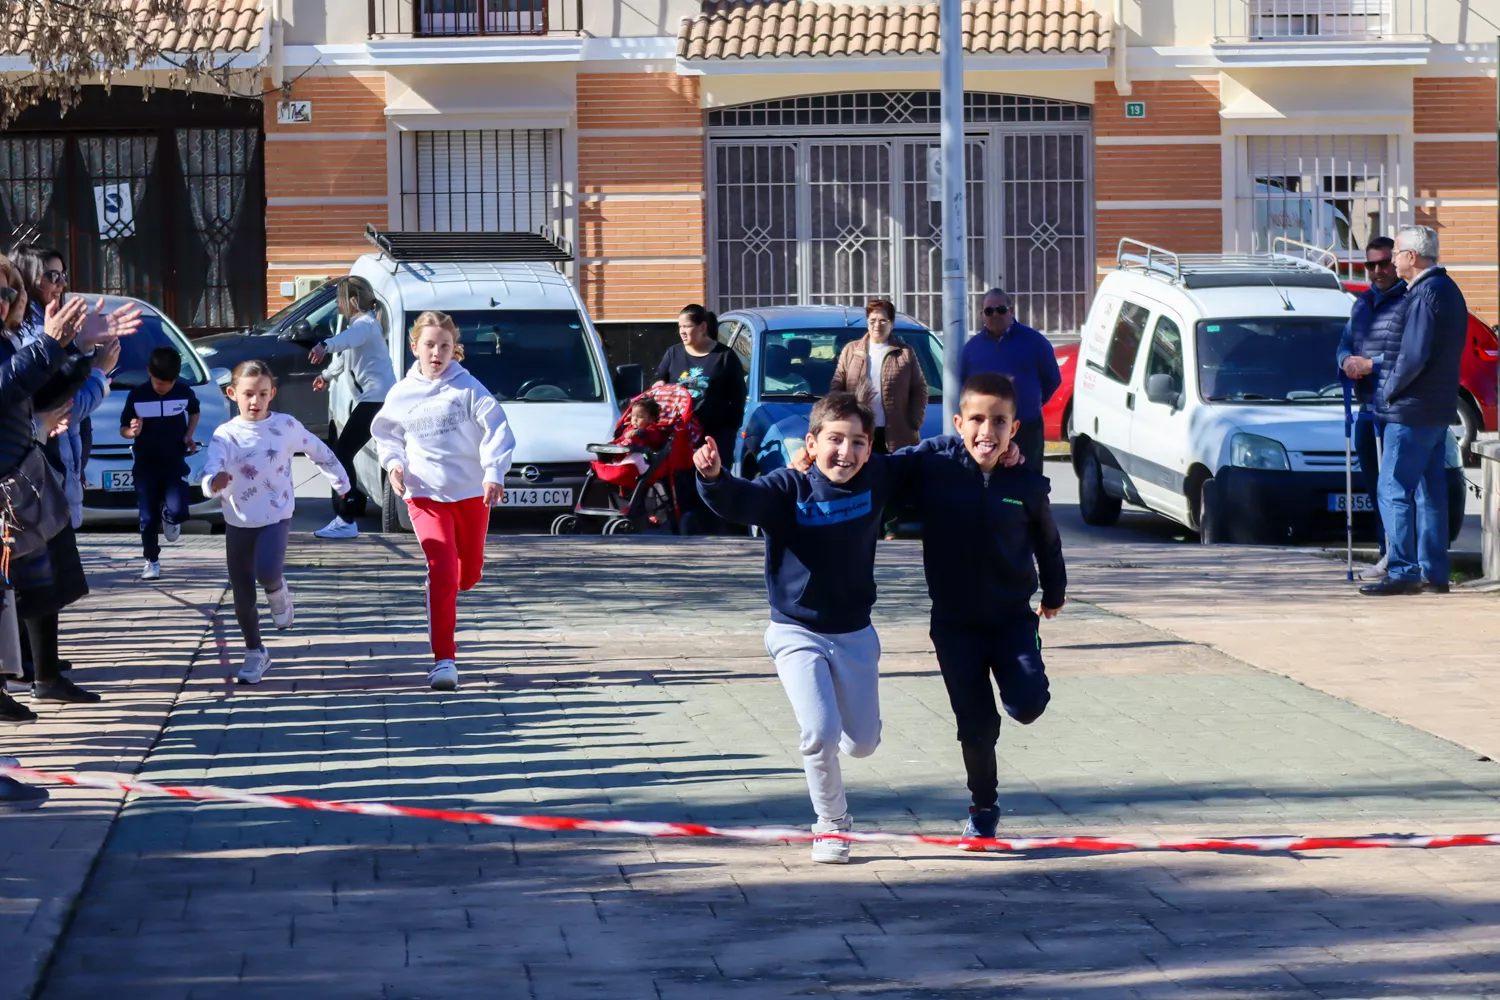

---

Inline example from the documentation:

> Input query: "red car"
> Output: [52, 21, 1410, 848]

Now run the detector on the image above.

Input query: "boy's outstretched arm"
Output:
[695, 437, 789, 530]
[1029, 485, 1067, 616]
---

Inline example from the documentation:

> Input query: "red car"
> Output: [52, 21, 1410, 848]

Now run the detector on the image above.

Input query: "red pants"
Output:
[407, 496, 490, 662]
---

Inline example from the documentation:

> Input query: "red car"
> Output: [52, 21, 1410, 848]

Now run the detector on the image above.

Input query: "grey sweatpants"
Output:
[764, 621, 882, 823]
[226, 520, 290, 650]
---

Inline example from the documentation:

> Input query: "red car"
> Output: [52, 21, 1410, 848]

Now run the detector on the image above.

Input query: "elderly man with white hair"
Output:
[1360, 225, 1468, 597]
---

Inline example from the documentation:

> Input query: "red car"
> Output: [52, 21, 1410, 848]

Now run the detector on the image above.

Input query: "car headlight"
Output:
[195, 345, 218, 358]
[1229, 432, 1290, 471]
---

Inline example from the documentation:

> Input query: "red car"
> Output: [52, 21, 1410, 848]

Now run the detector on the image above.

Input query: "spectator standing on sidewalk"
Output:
[829, 298, 929, 539]
[310, 276, 396, 541]
[959, 289, 1060, 471]
[1361, 225, 1467, 597]
[1335, 236, 1407, 581]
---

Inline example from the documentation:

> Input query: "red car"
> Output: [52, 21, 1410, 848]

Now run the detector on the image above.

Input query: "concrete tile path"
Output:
[1, 532, 1498, 1000]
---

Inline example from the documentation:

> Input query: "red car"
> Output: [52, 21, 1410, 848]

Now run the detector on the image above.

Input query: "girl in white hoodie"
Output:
[371, 310, 515, 691]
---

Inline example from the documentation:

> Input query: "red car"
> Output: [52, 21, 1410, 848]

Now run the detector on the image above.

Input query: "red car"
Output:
[1043, 341, 1078, 443]
[1345, 281, 1498, 462]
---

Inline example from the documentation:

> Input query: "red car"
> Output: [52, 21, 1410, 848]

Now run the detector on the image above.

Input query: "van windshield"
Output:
[404, 310, 603, 402]
[1197, 317, 1347, 404]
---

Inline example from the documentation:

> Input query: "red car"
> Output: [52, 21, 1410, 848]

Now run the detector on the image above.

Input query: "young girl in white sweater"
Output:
[202, 360, 350, 684]
[371, 310, 514, 691]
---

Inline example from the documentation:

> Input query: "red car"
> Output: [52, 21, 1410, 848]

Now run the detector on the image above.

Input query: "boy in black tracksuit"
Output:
[898, 371, 1066, 845]
[120, 347, 200, 580]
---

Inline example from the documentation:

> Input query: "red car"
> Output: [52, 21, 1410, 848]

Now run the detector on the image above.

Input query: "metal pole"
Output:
[940, 0, 967, 429]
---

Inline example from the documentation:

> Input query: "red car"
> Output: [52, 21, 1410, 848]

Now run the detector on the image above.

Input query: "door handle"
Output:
[1125, 392, 1135, 411]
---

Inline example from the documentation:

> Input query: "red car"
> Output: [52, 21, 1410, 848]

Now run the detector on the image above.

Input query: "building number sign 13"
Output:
[1124, 102, 1146, 119]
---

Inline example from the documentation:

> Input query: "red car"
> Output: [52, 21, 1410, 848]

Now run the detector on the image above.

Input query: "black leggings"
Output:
[331, 401, 381, 520]
[22, 613, 62, 685]
[227, 520, 290, 650]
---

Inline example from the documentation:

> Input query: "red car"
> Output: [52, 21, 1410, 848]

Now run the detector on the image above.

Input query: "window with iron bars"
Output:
[398, 129, 562, 237]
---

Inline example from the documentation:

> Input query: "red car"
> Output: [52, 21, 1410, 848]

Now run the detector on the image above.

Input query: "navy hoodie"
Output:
[698, 459, 904, 635]
[898, 436, 1066, 626]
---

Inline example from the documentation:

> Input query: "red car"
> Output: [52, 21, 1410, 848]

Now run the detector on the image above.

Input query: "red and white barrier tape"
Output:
[5, 765, 1500, 854]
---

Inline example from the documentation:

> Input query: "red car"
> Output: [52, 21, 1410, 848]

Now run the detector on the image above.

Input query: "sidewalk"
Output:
[3, 534, 1499, 999]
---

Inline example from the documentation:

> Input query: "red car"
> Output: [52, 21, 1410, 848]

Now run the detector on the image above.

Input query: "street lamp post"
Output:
[939, 0, 967, 428]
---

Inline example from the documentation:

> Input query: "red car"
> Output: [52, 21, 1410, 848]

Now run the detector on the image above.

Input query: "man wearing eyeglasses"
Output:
[958, 288, 1061, 471]
[1336, 236, 1404, 581]
[1360, 224, 1468, 597]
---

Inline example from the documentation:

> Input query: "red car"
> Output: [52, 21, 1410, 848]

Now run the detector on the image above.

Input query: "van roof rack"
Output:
[365, 225, 573, 265]
[1116, 238, 1343, 291]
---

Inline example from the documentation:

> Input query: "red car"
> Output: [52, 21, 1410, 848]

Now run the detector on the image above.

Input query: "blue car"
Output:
[714, 306, 946, 478]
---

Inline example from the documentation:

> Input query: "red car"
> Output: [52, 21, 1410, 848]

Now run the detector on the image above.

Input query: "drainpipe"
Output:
[270, 0, 285, 90]
[1113, 0, 1131, 96]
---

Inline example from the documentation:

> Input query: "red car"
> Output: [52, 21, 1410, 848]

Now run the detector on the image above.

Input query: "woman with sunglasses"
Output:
[958, 288, 1062, 472]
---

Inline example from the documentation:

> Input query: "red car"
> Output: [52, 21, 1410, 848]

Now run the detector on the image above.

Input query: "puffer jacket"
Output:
[1336, 280, 1407, 406]
[829, 334, 929, 450]
[1377, 267, 1468, 427]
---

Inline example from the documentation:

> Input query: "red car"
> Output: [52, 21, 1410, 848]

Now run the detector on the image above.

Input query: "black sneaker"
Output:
[1423, 581, 1451, 594]
[31, 677, 101, 704]
[0, 693, 38, 724]
[0, 776, 48, 811]
[1359, 578, 1423, 596]
[960, 805, 1001, 852]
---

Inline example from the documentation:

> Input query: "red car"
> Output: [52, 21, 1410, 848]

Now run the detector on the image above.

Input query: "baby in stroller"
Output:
[612, 397, 671, 474]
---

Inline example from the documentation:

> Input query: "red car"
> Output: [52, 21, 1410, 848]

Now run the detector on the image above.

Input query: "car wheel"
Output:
[1077, 447, 1122, 527]
[1198, 477, 1225, 545]
[1455, 394, 1481, 467]
[550, 514, 580, 536]
[1062, 403, 1074, 443]
[381, 477, 408, 534]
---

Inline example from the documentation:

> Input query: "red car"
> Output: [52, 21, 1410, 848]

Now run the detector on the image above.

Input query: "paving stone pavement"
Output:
[3, 533, 1500, 1000]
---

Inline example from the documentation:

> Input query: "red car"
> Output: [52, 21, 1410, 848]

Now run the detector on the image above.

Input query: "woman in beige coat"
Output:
[829, 298, 930, 537]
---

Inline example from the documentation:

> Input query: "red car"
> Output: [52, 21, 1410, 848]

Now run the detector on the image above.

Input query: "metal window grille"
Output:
[418, 0, 544, 36]
[400, 129, 562, 237]
[0, 138, 65, 235]
[708, 92, 1093, 338]
[1233, 135, 1395, 272]
[1214, 0, 1426, 40]
[708, 92, 1090, 131]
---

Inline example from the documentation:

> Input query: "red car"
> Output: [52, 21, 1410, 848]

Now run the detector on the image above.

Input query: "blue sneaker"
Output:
[960, 805, 1000, 852]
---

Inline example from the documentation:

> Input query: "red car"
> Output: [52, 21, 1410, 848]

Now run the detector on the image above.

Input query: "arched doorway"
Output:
[707, 91, 1093, 337]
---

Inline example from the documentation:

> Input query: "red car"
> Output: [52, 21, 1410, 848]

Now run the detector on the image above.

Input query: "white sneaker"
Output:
[140, 561, 161, 581]
[236, 648, 271, 685]
[1360, 553, 1390, 581]
[163, 521, 181, 543]
[266, 582, 294, 630]
[428, 660, 458, 692]
[810, 814, 852, 864]
[314, 516, 359, 540]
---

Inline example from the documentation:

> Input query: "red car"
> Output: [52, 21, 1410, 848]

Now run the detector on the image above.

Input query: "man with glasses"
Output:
[1336, 236, 1404, 581]
[1360, 225, 1467, 596]
[959, 288, 1061, 471]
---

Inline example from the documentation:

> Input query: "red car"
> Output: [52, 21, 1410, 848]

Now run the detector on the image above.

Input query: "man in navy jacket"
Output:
[1360, 225, 1467, 596]
[959, 288, 1061, 472]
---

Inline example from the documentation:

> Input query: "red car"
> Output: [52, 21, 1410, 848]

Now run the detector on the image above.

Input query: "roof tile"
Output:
[679, 0, 1109, 60]
[1, 0, 264, 57]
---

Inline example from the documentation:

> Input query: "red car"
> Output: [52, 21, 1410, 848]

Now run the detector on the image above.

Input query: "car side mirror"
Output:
[280, 319, 316, 346]
[211, 367, 233, 388]
[613, 363, 644, 403]
[1145, 373, 1181, 407]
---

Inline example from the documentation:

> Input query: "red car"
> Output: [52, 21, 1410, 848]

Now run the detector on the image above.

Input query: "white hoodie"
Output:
[202, 413, 351, 529]
[371, 360, 515, 502]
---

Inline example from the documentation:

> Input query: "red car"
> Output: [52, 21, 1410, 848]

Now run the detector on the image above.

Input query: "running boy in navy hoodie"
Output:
[901, 372, 1065, 846]
[120, 346, 200, 581]
[695, 390, 905, 865]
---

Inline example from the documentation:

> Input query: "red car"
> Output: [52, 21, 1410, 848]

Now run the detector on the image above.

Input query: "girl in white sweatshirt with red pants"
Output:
[371, 311, 515, 691]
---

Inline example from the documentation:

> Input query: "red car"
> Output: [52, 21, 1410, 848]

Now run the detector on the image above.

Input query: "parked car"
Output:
[343, 242, 636, 532]
[1044, 340, 1078, 443]
[82, 295, 233, 528]
[714, 305, 946, 479]
[1343, 279, 1497, 464]
[193, 280, 338, 437]
[1070, 240, 1466, 545]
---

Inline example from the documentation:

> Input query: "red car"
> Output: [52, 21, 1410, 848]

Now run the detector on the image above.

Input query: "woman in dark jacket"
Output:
[0, 259, 104, 715]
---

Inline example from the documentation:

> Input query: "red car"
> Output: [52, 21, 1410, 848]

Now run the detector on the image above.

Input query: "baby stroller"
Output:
[550, 384, 705, 536]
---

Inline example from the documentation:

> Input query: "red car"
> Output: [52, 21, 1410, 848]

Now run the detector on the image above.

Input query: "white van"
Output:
[1070, 239, 1467, 544]
[342, 231, 633, 532]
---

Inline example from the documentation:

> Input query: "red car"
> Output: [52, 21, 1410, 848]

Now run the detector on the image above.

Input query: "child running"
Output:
[371, 310, 514, 692]
[695, 390, 907, 865]
[120, 346, 200, 581]
[201, 360, 350, 684]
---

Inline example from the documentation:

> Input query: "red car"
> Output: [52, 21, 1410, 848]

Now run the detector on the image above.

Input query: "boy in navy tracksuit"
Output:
[695, 390, 912, 865]
[120, 346, 200, 581]
[899, 372, 1066, 845]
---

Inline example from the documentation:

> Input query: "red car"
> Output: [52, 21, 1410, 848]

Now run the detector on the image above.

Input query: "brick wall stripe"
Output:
[580, 256, 707, 264]
[580, 192, 705, 202]
[1415, 198, 1500, 206]
[1413, 134, 1497, 143]
[266, 132, 388, 142]
[1098, 200, 1223, 210]
[268, 196, 389, 207]
[1095, 135, 1221, 146]
[576, 128, 705, 138]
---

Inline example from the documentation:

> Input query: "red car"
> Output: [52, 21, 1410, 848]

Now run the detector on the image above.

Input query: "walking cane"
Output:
[1342, 375, 1355, 582]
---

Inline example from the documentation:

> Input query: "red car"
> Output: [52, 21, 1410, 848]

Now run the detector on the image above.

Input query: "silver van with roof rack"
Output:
[1069, 238, 1465, 544]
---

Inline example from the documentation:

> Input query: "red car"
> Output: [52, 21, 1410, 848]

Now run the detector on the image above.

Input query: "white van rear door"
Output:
[1082, 298, 1151, 502]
